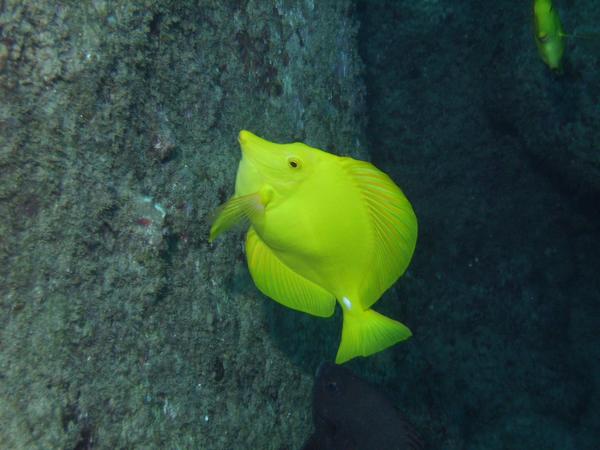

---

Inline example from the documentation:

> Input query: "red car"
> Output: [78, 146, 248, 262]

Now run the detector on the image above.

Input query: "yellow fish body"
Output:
[533, 0, 566, 71]
[210, 131, 418, 364]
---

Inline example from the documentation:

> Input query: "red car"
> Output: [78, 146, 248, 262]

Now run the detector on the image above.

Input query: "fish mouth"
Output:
[238, 129, 255, 147]
[238, 130, 268, 157]
[237, 129, 285, 174]
[239, 130, 260, 161]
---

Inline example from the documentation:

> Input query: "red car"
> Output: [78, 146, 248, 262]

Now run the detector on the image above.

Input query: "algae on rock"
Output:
[0, 1, 365, 448]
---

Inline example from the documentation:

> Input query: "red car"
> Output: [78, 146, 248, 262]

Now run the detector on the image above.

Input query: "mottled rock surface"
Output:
[0, 1, 365, 448]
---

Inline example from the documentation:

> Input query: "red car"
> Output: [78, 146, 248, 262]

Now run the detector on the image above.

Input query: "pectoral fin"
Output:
[246, 227, 336, 318]
[209, 193, 264, 242]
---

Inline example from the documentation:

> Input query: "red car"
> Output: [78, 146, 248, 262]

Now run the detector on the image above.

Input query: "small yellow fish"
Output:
[533, 0, 566, 71]
[210, 131, 418, 364]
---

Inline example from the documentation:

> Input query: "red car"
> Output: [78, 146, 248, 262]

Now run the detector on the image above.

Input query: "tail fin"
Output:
[335, 308, 412, 364]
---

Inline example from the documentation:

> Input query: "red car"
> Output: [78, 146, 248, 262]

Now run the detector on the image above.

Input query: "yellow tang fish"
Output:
[533, 0, 566, 71]
[210, 131, 418, 364]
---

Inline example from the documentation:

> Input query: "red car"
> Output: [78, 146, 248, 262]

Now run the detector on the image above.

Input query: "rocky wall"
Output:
[0, 1, 365, 448]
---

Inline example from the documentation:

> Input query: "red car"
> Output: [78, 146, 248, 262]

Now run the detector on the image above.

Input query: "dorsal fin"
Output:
[341, 158, 418, 308]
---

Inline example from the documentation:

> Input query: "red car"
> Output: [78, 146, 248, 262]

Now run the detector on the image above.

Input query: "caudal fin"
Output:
[335, 308, 412, 364]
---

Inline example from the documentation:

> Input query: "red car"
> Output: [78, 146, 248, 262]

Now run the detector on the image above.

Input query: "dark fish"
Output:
[302, 362, 424, 450]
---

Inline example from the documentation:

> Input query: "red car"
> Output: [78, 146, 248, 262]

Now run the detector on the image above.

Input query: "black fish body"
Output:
[302, 362, 424, 450]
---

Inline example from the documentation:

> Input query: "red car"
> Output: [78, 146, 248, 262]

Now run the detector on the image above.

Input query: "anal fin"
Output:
[246, 227, 336, 318]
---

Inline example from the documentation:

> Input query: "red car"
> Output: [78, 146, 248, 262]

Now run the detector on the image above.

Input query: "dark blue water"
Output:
[354, 1, 600, 448]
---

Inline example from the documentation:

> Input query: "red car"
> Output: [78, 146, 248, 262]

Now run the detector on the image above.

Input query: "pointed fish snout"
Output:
[238, 129, 253, 146]
[238, 130, 282, 164]
[238, 130, 264, 151]
[238, 130, 261, 157]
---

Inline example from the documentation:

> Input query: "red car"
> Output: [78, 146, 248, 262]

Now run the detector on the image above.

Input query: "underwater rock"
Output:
[0, 1, 365, 449]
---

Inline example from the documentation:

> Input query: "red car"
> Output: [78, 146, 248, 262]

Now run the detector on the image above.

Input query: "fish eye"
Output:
[287, 157, 302, 169]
